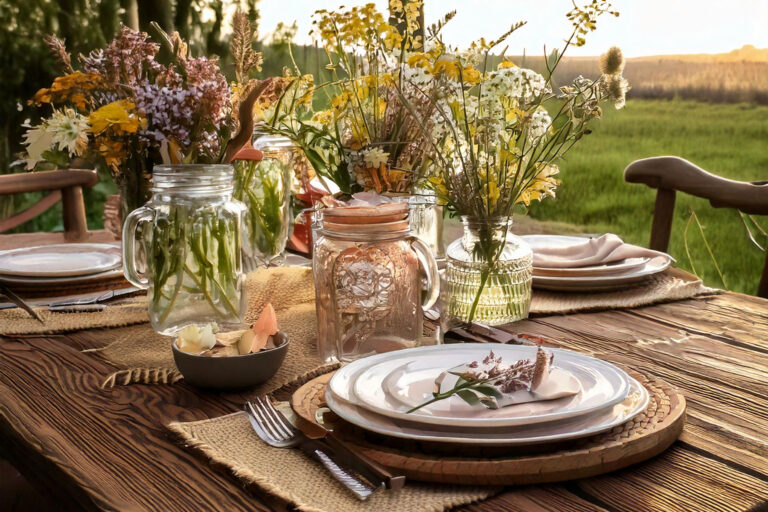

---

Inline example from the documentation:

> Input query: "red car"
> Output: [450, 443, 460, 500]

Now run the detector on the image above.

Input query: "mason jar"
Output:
[313, 204, 440, 362]
[122, 164, 246, 335]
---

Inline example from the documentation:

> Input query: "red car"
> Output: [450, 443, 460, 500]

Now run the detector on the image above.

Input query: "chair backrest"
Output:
[0, 169, 98, 241]
[624, 156, 768, 297]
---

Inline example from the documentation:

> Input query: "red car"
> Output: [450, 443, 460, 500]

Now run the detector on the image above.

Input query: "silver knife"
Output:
[48, 287, 141, 307]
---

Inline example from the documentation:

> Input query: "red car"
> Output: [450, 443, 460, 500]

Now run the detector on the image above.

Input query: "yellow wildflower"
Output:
[407, 52, 433, 71]
[89, 100, 143, 136]
[485, 180, 501, 210]
[497, 60, 517, 69]
[312, 109, 334, 125]
[517, 164, 560, 206]
[433, 60, 460, 80]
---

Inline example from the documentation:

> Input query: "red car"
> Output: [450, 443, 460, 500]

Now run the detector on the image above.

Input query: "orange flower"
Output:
[32, 71, 103, 110]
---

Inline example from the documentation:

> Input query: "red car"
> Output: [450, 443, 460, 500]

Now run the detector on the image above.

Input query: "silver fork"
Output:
[245, 397, 379, 500]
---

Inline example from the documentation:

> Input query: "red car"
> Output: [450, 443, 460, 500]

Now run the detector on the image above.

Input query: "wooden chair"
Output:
[624, 156, 768, 297]
[0, 169, 98, 241]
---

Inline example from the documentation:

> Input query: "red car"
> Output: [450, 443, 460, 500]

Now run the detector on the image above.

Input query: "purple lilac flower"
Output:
[81, 27, 164, 86]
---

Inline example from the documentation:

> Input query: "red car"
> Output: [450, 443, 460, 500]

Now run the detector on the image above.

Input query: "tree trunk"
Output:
[137, 0, 173, 33]
[121, 0, 140, 31]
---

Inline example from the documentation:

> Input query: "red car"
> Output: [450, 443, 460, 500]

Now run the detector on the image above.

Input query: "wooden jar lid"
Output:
[322, 203, 409, 225]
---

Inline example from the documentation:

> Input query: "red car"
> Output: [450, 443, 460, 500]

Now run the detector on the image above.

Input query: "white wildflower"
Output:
[362, 146, 389, 168]
[528, 108, 552, 140]
[47, 108, 90, 157]
[22, 123, 55, 170]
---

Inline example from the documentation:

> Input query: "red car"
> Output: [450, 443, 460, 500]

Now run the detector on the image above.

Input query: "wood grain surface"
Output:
[1, 291, 767, 510]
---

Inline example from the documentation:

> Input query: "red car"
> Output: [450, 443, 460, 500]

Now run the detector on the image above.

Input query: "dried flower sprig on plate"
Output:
[406, 347, 553, 413]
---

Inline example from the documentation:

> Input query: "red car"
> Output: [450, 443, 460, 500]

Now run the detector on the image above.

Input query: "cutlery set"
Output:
[245, 396, 404, 500]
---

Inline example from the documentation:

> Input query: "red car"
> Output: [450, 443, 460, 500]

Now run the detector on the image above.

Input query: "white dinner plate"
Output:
[346, 344, 631, 428]
[521, 235, 671, 292]
[0, 267, 124, 286]
[325, 376, 649, 446]
[0, 243, 121, 277]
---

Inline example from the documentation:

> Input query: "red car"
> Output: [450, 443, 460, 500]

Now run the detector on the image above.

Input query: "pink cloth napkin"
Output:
[532, 234, 670, 268]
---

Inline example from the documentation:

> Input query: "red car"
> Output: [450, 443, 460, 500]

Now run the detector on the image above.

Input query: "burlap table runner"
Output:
[168, 411, 496, 512]
[1, 266, 713, 336]
[86, 267, 334, 388]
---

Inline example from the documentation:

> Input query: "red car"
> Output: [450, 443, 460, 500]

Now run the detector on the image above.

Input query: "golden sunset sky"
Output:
[257, 0, 768, 57]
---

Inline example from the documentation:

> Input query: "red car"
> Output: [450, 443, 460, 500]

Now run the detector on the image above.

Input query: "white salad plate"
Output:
[0, 243, 122, 277]
[345, 344, 631, 428]
[522, 235, 671, 292]
[325, 375, 649, 446]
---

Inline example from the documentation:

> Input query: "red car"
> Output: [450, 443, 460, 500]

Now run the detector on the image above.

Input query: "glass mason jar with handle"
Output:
[313, 203, 440, 362]
[122, 165, 246, 336]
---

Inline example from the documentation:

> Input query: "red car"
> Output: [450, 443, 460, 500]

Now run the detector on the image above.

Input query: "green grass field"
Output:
[528, 99, 768, 294]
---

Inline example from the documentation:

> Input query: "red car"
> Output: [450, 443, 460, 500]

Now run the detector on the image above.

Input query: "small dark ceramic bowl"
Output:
[172, 331, 289, 390]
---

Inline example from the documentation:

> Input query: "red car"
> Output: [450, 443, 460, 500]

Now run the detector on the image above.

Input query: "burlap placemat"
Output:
[168, 411, 496, 512]
[529, 267, 716, 315]
[0, 296, 149, 336]
[88, 267, 335, 388]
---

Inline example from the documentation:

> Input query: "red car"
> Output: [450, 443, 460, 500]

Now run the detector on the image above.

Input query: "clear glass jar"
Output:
[444, 216, 532, 326]
[313, 209, 440, 362]
[233, 131, 296, 269]
[122, 165, 246, 335]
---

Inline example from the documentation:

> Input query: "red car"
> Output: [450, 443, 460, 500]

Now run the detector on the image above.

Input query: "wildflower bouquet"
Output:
[398, 1, 629, 323]
[267, 0, 442, 196]
[24, 24, 274, 332]
[24, 25, 266, 214]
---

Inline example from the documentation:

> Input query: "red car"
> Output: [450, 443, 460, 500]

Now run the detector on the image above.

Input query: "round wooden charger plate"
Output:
[291, 370, 686, 485]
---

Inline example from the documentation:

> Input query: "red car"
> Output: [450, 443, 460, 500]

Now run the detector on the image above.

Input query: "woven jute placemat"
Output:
[529, 267, 716, 315]
[168, 411, 497, 512]
[86, 267, 335, 388]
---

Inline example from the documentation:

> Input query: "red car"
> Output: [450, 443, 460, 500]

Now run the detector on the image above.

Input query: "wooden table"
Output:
[1, 237, 767, 510]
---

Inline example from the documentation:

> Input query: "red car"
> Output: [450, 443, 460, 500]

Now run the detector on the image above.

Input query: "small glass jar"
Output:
[122, 165, 246, 335]
[444, 216, 532, 326]
[313, 206, 440, 362]
[233, 130, 296, 269]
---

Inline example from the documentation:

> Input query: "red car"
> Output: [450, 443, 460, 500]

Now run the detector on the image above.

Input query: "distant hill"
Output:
[630, 45, 768, 63]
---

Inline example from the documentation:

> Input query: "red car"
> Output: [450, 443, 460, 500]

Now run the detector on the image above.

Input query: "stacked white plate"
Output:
[0, 243, 123, 287]
[325, 343, 649, 446]
[521, 235, 672, 292]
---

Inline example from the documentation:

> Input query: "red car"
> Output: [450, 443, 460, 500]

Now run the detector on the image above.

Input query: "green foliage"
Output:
[529, 98, 768, 294]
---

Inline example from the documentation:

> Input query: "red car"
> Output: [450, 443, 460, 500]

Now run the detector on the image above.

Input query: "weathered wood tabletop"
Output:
[1, 234, 767, 511]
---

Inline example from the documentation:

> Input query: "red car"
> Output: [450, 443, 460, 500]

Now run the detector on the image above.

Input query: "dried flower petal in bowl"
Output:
[171, 305, 289, 389]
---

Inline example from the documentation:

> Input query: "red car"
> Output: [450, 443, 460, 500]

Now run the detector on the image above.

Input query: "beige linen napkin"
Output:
[532, 233, 669, 268]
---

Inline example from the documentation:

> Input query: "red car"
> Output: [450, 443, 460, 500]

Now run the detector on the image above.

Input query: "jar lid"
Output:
[322, 203, 409, 225]
[322, 219, 410, 233]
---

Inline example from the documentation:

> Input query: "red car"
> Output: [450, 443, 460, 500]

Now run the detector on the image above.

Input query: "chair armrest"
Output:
[0, 169, 98, 195]
[624, 156, 768, 215]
